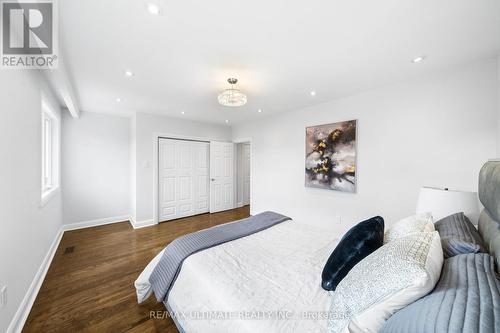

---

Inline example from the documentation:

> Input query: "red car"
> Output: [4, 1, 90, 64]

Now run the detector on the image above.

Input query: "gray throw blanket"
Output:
[380, 253, 500, 333]
[149, 211, 291, 302]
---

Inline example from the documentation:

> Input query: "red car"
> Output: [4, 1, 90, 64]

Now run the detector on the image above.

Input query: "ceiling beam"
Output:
[43, 55, 80, 118]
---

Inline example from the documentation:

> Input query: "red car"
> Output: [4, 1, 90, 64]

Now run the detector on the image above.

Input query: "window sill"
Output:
[41, 186, 60, 207]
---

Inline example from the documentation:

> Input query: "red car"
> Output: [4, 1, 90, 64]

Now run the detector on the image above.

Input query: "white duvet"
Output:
[160, 220, 340, 333]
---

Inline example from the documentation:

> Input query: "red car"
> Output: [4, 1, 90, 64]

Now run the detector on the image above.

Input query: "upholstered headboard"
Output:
[478, 160, 500, 272]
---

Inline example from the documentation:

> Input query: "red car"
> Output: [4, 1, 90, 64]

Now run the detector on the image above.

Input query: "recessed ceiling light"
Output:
[412, 55, 427, 63]
[124, 70, 133, 77]
[147, 3, 161, 15]
[257, 109, 262, 113]
[310, 90, 316, 97]
[116, 97, 122, 103]
[181, 111, 185, 115]
[225, 119, 229, 124]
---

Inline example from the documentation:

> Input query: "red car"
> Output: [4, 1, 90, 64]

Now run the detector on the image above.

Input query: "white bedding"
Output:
[135, 248, 165, 303]
[165, 220, 340, 333]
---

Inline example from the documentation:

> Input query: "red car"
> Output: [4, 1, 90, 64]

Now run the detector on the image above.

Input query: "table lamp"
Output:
[416, 186, 480, 224]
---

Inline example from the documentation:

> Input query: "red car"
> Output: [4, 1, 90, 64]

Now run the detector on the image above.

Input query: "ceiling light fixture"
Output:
[181, 111, 185, 115]
[225, 119, 229, 124]
[124, 70, 133, 77]
[412, 55, 427, 63]
[218, 78, 247, 107]
[116, 97, 122, 103]
[258, 109, 262, 113]
[310, 90, 316, 97]
[147, 3, 161, 15]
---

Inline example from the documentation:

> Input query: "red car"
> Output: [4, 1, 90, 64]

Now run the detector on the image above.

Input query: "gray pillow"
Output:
[380, 253, 500, 333]
[434, 212, 486, 258]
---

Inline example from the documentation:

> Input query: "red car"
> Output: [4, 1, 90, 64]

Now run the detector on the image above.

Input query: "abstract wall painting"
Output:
[305, 120, 357, 192]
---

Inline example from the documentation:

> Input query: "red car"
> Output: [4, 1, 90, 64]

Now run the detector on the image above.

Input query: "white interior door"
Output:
[210, 141, 235, 213]
[242, 143, 251, 205]
[159, 139, 209, 222]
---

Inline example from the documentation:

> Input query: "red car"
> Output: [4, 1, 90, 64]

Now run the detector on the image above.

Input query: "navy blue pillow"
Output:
[321, 216, 384, 291]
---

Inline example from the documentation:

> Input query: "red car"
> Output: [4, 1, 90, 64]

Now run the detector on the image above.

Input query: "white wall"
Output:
[130, 114, 137, 222]
[0, 71, 63, 332]
[61, 112, 130, 225]
[497, 54, 500, 156]
[232, 58, 498, 232]
[132, 112, 232, 224]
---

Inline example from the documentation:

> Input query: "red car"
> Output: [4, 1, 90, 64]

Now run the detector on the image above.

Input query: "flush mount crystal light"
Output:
[218, 78, 247, 107]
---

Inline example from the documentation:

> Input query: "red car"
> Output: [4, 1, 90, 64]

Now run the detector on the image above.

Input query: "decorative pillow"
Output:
[434, 212, 486, 258]
[384, 213, 434, 243]
[327, 231, 443, 333]
[380, 253, 500, 333]
[321, 216, 384, 291]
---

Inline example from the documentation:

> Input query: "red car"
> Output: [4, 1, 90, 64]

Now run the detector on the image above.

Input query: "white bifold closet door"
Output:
[210, 141, 235, 213]
[158, 138, 210, 222]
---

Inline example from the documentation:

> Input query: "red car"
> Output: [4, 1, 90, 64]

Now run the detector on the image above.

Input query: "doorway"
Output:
[236, 142, 251, 207]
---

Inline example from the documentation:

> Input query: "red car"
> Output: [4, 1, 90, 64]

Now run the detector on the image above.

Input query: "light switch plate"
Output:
[0, 285, 6, 308]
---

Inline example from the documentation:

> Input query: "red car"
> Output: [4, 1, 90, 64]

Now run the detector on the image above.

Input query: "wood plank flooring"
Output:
[22, 206, 251, 333]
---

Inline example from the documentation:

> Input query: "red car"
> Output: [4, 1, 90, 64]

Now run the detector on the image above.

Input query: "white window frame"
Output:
[41, 98, 60, 206]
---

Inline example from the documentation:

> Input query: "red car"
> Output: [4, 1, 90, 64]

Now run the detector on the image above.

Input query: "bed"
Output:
[136, 161, 500, 333]
[167, 221, 341, 333]
[136, 219, 341, 332]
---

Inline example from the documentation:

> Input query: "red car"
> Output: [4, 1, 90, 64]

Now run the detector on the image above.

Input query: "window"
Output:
[41, 99, 60, 204]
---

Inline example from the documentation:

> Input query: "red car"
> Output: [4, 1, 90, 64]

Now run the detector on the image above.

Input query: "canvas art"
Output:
[305, 120, 357, 192]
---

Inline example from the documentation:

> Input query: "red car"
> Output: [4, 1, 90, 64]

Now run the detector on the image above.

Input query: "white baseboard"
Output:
[7, 227, 64, 333]
[130, 218, 155, 229]
[62, 215, 130, 231]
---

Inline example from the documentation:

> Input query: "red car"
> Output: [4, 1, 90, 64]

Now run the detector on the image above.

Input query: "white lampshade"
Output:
[416, 187, 480, 224]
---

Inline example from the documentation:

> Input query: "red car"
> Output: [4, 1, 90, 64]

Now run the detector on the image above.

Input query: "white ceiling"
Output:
[60, 0, 500, 124]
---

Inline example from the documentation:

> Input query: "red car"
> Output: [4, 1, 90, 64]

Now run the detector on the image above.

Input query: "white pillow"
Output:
[384, 213, 434, 243]
[327, 231, 443, 333]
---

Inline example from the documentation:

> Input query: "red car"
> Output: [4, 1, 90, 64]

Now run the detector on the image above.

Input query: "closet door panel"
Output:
[159, 139, 209, 222]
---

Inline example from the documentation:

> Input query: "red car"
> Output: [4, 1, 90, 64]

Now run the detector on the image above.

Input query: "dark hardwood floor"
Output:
[23, 206, 251, 333]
